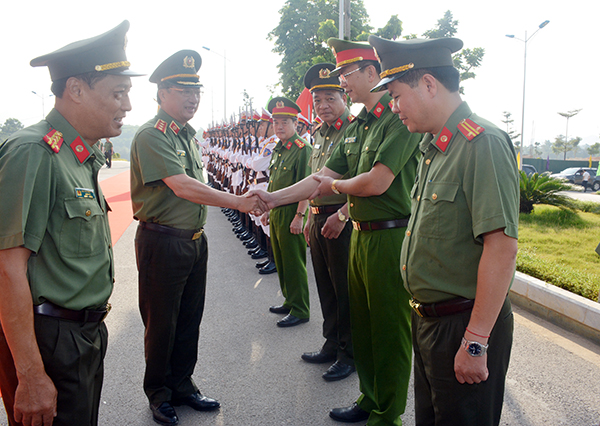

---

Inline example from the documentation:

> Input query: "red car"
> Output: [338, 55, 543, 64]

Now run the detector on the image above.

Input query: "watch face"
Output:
[468, 343, 482, 356]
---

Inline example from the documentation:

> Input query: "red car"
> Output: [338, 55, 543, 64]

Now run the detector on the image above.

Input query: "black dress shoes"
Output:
[301, 350, 336, 364]
[150, 402, 179, 425]
[323, 361, 356, 382]
[255, 258, 270, 269]
[251, 249, 268, 259]
[277, 314, 309, 327]
[258, 261, 277, 274]
[329, 403, 369, 423]
[269, 305, 291, 314]
[172, 391, 220, 411]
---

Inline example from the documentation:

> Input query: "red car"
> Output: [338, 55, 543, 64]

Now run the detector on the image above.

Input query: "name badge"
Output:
[314, 144, 321, 150]
[177, 150, 186, 157]
[344, 137, 357, 144]
[75, 188, 95, 199]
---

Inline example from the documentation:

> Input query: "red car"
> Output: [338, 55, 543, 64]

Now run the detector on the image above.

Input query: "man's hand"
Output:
[290, 215, 303, 235]
[260, 211, 270, 227]
[321, 213, 346, 239]
[238, 194, 267, 216]
[303, 220, 310, 246]
[310, 175, 335, 200]
[454, 345, 489, 385]
[246, 189, 276, 210]
[14, 369, 57, 426]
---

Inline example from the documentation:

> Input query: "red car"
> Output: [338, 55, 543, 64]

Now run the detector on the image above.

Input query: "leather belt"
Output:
[140, 222, 204, 240]
[33, 301, 111, 323]
[352, 218, 409, 231]
[310, 204, 345, 215]
[409, 297, 474, 318]
[253, 177, 268, 184]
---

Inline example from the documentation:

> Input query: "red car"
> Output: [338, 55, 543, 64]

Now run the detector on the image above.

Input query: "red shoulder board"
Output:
[333, 118, 344, 131]
[295, 138, 306, 148]
[388, 100, 394, 109]
[154, 119, 167, 133]
[70, 137, 90, 163]
[348, 114, 355, 122]
[169, 121, 180, 135]
[285, 141, 293, 150]
[313, 122, 323, 131]
[435, 127, 453, 153]
[373, 102, 384, 118]
[457, 118, 485, 141]
[43, 129, 63, 153]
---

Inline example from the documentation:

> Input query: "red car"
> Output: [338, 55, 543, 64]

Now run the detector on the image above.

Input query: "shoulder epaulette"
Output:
[457, 118, 485, 142]
[43, 128, 63, 153]
[294, 138, 306, 148]
[154, 119, 167, 133]
[169, 121, 180, 135]
[347, 114, 354, 122]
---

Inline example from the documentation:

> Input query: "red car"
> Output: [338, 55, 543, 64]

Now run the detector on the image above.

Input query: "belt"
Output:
[33, 301, 111, 323]
[140, 222, 204, 240]
[352, 218, 409, 231]
[252, 177, 268, 185]
[310, 203, 345, 215]
[409, 297, 474, 318]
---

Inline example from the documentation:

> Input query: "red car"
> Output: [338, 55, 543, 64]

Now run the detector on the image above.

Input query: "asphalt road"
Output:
[1, 163, 599, 425]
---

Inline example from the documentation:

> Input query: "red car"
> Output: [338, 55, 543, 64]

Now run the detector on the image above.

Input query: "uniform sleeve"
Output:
[0, 143, 53, 252]
[373, 116, 421, 176]
[463, 134, 519, 241]
[133, 128, 185, 185]
[297, 145, 312, 182]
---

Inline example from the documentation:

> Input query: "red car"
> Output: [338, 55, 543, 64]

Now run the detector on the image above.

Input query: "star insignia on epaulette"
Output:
[155, 119, 167, 133]
[43, 129, 63, 153]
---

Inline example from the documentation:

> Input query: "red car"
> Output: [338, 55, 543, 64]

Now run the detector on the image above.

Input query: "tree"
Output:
[519, 171, 575, 214]
[552, 135, 582, 160]
[376, 15, 403, 40]
[0, 118, 24, 141]
[587, 142, 600, 157]
[241, 89, 254, 112]
[501, 111, 521, 152]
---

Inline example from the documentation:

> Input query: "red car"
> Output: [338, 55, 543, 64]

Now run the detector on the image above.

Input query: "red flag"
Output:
[296, 88, 313, 123]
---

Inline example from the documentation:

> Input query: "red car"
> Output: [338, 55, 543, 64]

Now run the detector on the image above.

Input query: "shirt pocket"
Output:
[343, 141, 361, 175]
[60, 198, 107, 258]
[418, 181, 459, 240]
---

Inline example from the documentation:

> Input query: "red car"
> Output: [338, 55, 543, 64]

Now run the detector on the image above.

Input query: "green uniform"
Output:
[325, 93, 421, 426]
[401, 102, 519, 425]
[131, 109, 209, 405]
[0, 108, 113, 425]
[268, 133, 312, 319]
[308, 109, 354, 363]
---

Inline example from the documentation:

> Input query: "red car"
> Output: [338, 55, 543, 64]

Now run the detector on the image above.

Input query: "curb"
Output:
[510, 271, 600, 344]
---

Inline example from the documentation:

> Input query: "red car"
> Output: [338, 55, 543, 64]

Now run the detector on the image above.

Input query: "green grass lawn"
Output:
[517, 205, 600, 301]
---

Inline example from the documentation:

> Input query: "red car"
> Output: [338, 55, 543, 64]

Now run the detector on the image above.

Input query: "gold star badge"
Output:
[183, 56, 195, 69]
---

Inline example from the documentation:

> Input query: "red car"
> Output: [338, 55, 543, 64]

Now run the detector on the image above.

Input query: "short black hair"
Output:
[50, 71, 108, 98]
[396, 66, 460, 93]
[357, 60, 381, 75]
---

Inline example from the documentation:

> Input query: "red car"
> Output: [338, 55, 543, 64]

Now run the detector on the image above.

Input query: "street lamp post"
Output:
[506, 20, 549, 169]
[31, 91, 54, 119]
[202, 46, 227, 122]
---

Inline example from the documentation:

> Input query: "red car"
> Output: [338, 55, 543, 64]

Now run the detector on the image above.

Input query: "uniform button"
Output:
[364, 126, 369, 130]
[365, 147, 369, 151]
[402, 265, 406, 271]
[425, 159, 431, 165]
[279, 153, 282, 157]
[347, 150, 350, 154]
[284, 167, 287, 170]
[417, 195, 421, 201]
[274, 167, 277, 170]
[350, 203, 354, 207]
[406, 230, 411, 237]
[322, 152, 325, 156]
[326, 137, 330, 140]
[432, 194, 438, 200]
[85, 210, 92, 217]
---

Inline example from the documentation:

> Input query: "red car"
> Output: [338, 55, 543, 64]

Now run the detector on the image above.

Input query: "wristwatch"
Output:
[295, 212, 305, 219]
[331, 179, 341, 194]
[337, 209, 348, 222]
[461, 337, 488, 357]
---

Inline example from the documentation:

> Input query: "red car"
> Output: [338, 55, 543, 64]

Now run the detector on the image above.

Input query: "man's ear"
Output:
[422, 73, 438, 97]
[64, 77, 85, 104]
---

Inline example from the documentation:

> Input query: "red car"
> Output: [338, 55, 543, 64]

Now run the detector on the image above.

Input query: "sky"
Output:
[3, 0, 599, 150]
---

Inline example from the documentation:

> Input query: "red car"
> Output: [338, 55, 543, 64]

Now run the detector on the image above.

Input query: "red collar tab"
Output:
[435, 127, 453, 153]
[154, 119, 167, 133]
[70, 137, 90, 163]
[169, 121, 180, 135]
[285, 141, 293, 150]
[388, 100, 394, 109]
[334, 118, 344, 130]
[457, 118, 485, 141]
[373, 102, 385, 118]
[43, 129, 63, 153]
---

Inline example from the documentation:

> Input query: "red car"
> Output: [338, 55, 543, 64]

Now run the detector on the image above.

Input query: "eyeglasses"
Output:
[338, 66, 363, 84]
[170, 87, 202, 99]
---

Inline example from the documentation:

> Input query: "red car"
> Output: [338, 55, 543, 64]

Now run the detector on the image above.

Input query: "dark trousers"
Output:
[309, 213, 353, 364]
[135, 225, 208, 405]
[412, 297, 513, 426]
[104, 152, 112, 168]
[0, 316, 107, 426]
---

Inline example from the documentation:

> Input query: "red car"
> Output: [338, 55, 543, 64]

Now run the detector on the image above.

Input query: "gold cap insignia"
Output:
[276, 101, 285, 108]
[319, 68, 331, 79]
[183, 56, 195, 69]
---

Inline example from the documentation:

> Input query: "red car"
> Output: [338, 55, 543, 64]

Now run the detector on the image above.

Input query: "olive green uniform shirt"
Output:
[325, 93, 421, 221]
[401, 102, 519, 303]
[130, 109, 207, 229]
[0, 108, 113, 310]
[309, 109, 352, 207]
[267, 133, 312, 192]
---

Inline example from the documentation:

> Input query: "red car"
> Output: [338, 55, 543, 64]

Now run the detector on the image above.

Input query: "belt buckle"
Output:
[352, 221, 360, 231]
[192, 230, 204, 240]
[409, 299, 424, 317]
[100, 303, 112, 322]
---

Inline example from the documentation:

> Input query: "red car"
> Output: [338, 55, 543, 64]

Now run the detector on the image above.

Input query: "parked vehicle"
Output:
[591, 176, 600, 192]
[522, 164, 537, 177]
[552, 167, 597, 186]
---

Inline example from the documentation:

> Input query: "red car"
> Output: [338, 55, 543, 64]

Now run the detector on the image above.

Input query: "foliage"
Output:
[376, 15, 403, 40]
[519, 170, 575, 214]
[551, 135, 582, 160]
[501, 111, 521, 152]
[517, 205, 600, 301]
[0, 118, 24, 141]
[587, 142, 600, 157]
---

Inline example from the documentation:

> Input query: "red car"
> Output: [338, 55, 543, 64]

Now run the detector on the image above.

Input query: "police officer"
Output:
[104, 138, 113, 168]
[130, 50, 263, 425]
[299, 63, 355, 382]
[369, 35, 519, 425]
[0, 21, 141, 426]
[261, 97, 312, 327]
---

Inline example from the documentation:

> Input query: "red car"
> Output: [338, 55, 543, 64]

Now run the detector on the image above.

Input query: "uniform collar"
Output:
[46, 108, 100, 166]
[421, 102, 472, 155]
[319, 108, 351, 136]
[157, 108, 196, 137]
